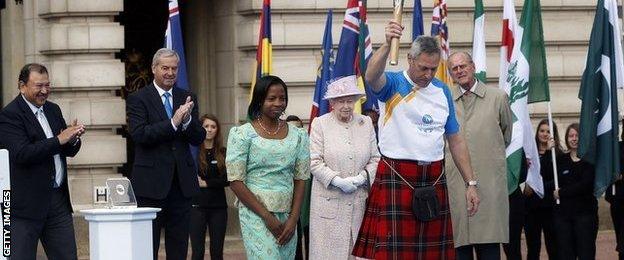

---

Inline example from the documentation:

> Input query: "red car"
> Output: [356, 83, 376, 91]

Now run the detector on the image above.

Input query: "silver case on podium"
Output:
[106, 178, 137, 209]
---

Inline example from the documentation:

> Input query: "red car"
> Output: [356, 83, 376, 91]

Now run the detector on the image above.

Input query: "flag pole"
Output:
[547, 102, 560, 204]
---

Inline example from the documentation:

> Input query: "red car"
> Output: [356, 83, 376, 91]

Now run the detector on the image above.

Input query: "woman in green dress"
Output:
[226, 75, 310, 259]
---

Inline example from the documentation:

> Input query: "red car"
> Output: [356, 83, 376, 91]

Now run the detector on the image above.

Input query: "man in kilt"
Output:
[352, 21, 480, 260]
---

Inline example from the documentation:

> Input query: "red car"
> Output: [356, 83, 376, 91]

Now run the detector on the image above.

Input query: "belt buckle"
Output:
[417, 160, 431, 166]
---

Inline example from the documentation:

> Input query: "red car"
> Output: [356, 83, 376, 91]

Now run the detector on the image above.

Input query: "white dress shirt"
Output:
[21, 95, 64, 187]
[153, 81, 191, 131]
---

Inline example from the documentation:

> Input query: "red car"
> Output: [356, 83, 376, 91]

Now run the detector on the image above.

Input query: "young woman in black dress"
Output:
[190, 114, 228, 260]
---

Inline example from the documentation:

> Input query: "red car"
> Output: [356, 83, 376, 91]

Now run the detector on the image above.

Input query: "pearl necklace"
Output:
[257, 119, 282, 136]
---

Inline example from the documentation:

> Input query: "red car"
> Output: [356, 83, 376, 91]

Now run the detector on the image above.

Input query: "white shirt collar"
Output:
[460, 80, 478, 94]
[21, 94, 42, 115]
[402, 70, 431, 89]
[153, 81, 172, 97]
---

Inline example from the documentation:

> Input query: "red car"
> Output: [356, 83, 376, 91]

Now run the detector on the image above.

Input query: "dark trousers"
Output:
[295, 222, 310, 260]
[504, 188, 525, 260]
[456, 243, 501, 260]
[189, 207, 227, 260]
[553, 212, 598, 260]
[611, 202, 624, 260]
[137, 177, 191, 260]
[11, 188, 77, 260]
[525, 206, 557, 260]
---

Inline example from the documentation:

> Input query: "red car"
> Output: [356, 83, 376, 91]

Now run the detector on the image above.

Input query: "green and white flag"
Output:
[578, 0, 623, 197]
[472, 0, 486, 82]
[500, 0, 549, 197]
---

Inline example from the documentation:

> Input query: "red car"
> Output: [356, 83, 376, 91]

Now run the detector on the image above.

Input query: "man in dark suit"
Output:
[126, 48, 206, 260]
[0, 63, 85, 259]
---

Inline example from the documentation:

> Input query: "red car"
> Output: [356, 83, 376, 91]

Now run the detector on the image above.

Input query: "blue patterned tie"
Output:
[163, 92, 173, 119]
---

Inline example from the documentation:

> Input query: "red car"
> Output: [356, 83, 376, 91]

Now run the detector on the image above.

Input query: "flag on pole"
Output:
[499, 0, 546, 197]
[578, 0, 623, 197]
[251, 0, 272, 100]
[165, 0, 198, 169]
[472, 0, 487, 82]
[164, 0, 189, 90]
[303, 9, 335, 232]
[431, 0, 452, 86]
[309, 10, 335, 131]
[412, 0, 424, 40]
[334, 0, 369, 114]
[358, 1, 377, 112]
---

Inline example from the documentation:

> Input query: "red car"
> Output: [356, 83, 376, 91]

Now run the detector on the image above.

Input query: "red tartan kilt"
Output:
[352, 157, 455, 260]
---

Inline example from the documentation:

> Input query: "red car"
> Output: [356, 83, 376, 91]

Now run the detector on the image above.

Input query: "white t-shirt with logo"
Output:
[375, 71, 459, 161]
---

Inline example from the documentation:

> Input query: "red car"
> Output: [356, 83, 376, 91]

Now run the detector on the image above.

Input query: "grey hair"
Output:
[448, 51, 474, 63]
[447, 51, 474, 68]
[408, 36, 441, 59]
[151, 48, 179, 68]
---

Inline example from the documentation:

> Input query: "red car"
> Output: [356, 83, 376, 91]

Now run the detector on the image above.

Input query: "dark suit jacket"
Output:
[0, 95, 80, 220]
[126, 83, 205, 200]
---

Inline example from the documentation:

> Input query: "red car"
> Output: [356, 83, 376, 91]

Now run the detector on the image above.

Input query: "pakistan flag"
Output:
[500, 0, 549, 197]
[578, 0, 623, 197]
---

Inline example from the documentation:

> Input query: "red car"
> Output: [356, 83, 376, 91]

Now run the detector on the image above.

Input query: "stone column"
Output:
[32, 0, 126, 211]
[1, 1, 24, 105]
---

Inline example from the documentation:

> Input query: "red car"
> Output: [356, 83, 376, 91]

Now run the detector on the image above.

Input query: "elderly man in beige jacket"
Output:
[445, 51, 513, 260]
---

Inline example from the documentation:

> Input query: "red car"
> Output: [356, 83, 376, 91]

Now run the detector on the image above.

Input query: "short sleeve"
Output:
[374, 72, 399, 102]
[294, 129, 311, 180]
[442, 84, 460, 135]
[226, 126, 250, 182]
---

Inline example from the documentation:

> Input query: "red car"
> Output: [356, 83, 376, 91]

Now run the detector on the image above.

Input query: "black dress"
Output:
[606, 142, 624, 260]
[524, 152, 558, 260]
[189, 148, 229, 260]
[553, 153, 598, 260]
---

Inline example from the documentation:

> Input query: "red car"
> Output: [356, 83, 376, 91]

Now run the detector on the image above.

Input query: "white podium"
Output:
[81, 207, 160, 260]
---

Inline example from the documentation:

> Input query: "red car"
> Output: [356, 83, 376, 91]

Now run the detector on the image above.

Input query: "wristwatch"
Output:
[466, 180, 479, 188]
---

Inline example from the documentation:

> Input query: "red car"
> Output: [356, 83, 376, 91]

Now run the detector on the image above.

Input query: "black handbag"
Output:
[412, 185, 440, 221]
[383, 159, 444, 222]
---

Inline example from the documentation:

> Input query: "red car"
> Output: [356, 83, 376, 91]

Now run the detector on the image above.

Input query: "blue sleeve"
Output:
[442, 84, 460, 135]
[373, 72, 399, 102]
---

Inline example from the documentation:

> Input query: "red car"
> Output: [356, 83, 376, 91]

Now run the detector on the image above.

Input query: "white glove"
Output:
[331, 176, 357, 193]
[344, 174, 367, 187]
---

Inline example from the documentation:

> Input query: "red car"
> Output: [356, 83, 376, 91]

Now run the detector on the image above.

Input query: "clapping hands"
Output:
[58, 119, 85, 145]
[172, 96, 194, 127]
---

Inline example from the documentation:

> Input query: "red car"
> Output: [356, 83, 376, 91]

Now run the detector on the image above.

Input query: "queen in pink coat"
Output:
[308, 76, 381, 259]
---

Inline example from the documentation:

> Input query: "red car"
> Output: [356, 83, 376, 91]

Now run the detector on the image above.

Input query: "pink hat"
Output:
[323, 75, 365, 100]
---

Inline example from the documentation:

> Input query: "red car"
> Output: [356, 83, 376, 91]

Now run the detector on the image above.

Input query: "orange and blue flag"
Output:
[431, 0, 453, 86]
[251, 0, 272, 98]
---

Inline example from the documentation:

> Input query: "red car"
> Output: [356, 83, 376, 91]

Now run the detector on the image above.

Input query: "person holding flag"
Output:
[552, 123, 598, 260]
[352, 22, 479, 259]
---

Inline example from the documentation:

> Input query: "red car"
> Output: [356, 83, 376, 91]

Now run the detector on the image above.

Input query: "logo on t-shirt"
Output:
[422, 114, 433, 124]
[415, 114, 436, 133]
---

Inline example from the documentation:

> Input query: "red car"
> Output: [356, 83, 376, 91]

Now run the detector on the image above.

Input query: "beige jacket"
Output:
[308, 113, 380, 260]
[445, 81, 513, 247]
